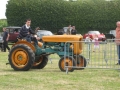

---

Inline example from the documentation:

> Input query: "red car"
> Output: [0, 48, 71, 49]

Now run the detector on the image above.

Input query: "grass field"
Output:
[0, 43, 120, 90]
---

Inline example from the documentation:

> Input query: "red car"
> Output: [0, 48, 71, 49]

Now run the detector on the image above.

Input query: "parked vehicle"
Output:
[57, 27, 76, 35]
[109, 30, 116, 38]
[0, 32, 3, 41]
[36, 30, 53, 41]
[105, 30, 116, 39]
[83, 31, 106, 41]
[0, 33, 3, 51]
[63, 27, 72, 33]
[109, 30, 116, 37]
[57, 29, 65, 35]
[5, 26, 21, 43]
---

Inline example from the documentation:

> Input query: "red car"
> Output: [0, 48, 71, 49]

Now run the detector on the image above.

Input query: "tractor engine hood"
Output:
[42, 35, 83, 42]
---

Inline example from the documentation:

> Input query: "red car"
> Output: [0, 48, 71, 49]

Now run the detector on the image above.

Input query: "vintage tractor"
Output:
[8, 35, 87, 72]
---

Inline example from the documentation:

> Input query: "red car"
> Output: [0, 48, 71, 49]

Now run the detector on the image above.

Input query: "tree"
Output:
[0, 19, 7, 32]
[6, 0, 120, 34]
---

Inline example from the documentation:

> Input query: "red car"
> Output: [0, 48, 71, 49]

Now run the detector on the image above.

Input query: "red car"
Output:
[5, 26, 21, 43]
[83, 31, 106, 41]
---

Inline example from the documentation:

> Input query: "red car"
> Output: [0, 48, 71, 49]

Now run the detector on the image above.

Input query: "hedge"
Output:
[0, 19, 7, 32]
[6, 0, 120, 34]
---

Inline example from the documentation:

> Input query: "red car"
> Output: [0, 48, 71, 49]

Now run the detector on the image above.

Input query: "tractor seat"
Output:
[18, 38, 34, 43]
[17, 38, 26, 41]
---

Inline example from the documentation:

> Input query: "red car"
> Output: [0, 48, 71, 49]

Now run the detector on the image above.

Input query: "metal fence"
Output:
[64, 39, 120, 73]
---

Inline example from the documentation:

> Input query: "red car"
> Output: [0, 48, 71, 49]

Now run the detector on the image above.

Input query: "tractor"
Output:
[8, 35, 87, 72]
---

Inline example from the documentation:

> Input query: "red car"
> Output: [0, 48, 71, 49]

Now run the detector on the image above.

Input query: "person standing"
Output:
[85, 35, 92, 43]
[93, 34, 99, 52]
[3, 28, 10, 52]
[116, 21, 120, 65]
[71, 26, 77, 35]
[66, 25, 72, 35]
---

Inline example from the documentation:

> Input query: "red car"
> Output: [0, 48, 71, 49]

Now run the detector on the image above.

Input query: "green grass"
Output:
[0, 43, 120, 90]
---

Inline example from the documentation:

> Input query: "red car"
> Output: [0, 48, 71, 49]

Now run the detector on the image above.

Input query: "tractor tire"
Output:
[74, 55, 87, 70]
[32, 56, 48, 69]
[59, 56, 75, 72]
[8, 44, 35, 71]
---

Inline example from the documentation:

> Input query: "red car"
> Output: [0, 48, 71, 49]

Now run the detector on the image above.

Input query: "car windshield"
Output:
[37, 31, 53, 38]
[0, 32, 3, 36]
[88, 31, 100, 34]
[110, 30, 115, 34]
[6, 28, 21, 33]
[109, 30, 116, 37]
[0, 33, 3, 40]
[14, 28, 21, 33]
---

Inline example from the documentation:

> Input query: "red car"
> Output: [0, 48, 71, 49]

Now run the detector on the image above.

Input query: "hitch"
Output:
[6, 63, 10, 65]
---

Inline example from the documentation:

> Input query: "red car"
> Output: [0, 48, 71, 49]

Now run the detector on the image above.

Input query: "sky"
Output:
[0, 0, 9, 19]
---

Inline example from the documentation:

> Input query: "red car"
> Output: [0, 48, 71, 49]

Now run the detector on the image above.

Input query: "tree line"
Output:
[6, 0, 120, 34]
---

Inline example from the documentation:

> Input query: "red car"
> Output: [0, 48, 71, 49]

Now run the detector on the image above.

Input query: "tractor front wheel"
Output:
[59, 56, 75, 72]
[32, 56, 48, 69]
[8, 44, 35, 71]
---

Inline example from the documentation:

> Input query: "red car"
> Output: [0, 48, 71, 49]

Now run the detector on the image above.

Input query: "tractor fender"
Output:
[12, 40, 36, 52]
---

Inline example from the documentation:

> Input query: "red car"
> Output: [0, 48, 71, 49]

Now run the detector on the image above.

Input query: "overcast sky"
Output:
[0, 0, 9, 19]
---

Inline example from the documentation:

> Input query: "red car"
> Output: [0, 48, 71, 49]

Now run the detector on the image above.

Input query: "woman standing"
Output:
[116, 21, 120, 65]
[93, 34, 99, 52]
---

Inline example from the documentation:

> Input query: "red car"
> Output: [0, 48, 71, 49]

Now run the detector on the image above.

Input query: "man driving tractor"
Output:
[18, 19, 39, 45]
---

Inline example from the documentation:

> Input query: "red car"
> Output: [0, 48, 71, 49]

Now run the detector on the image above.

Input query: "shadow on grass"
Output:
[1, 68, 63, 73]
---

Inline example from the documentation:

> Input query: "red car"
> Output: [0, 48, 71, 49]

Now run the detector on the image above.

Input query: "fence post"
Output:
[87, 42, 91, 63]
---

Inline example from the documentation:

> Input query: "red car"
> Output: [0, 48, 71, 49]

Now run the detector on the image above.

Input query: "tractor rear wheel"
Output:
[32, 56, 48, 69]
[59, 56, 75, 72]
[74, 55, 87, 70]
[8, 44, 35, 71]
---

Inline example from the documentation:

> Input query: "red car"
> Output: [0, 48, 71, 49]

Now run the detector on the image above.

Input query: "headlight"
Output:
[103, 35, 105, 38]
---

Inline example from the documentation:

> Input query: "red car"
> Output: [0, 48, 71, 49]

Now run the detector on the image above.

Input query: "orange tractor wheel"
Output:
[8, 44, 35, 71]
[58, 56, 75, 72]
[32, 56, 48, 69]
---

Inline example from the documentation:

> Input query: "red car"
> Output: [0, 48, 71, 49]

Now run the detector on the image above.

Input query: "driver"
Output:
[18, 19, 39, 45]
